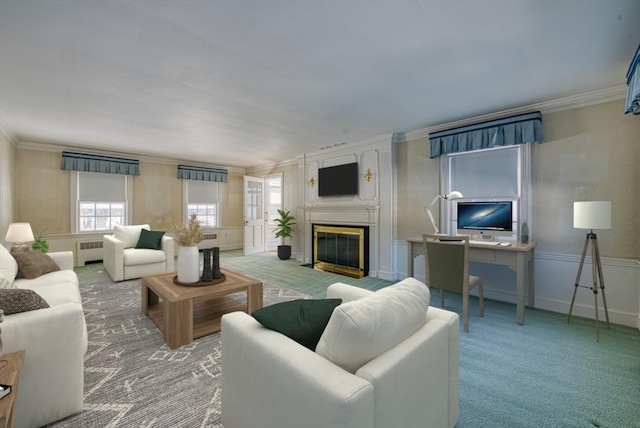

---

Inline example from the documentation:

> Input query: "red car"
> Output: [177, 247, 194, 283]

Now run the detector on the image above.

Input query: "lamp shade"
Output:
[5, 222, 35, 242]
[573, 201, 611, 230]
[446, 191, 463, 200]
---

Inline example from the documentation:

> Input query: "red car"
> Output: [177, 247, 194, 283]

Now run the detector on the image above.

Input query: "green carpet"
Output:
[75, 250, 640, 427]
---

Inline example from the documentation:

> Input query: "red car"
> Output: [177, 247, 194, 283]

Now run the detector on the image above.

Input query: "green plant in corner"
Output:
[274, 209, 296, 260]
[31, 228, 49, 253]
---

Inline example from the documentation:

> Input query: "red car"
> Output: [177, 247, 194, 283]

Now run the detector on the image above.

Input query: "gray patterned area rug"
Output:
[49, 279, 310, 428]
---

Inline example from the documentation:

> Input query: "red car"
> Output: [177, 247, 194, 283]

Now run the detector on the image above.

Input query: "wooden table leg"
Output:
[246, 282, 264, 314]
[141, 280, 159, 316]
[164, 299, 193, 349]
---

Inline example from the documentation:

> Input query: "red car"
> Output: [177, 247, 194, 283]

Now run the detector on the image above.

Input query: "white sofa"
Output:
[221, 278, 460, 428]
[103, 224, 174, 281]
[0, 245, 87, 428]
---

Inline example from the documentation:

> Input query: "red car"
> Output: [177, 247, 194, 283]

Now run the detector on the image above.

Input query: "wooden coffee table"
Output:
[0, 350, 25, 428]
[141, 269, 263, 349]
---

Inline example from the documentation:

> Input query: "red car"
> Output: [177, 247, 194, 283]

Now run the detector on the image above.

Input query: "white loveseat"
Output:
[221, 278, 460, 428]
[0, 245, 87, 428]
[103, 224, 174, 281]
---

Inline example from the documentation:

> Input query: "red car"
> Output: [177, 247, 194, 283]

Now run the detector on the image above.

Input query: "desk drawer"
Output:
[469, 248, 496, 263]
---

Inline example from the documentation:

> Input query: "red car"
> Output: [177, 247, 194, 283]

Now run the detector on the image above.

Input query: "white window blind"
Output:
[449, 146, 519, 198]
[79, 172, 126, 201]
[187, 180, 218, 204]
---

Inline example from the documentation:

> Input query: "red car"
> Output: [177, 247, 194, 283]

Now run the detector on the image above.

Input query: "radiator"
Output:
[198, 233, 218, 250]
[76, 240, 104, 266]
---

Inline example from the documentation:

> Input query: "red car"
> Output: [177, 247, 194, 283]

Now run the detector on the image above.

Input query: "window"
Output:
[186, 180, 219, 227]
[442, 144, 531, 237]
[76, 172, 128, 232]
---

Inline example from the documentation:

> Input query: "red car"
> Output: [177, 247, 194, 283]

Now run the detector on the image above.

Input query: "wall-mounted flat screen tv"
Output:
[457, 201, 513, 237]
[318, 162, 358, 197]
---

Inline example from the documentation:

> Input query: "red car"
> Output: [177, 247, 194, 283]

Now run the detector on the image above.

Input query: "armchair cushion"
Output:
[114, 224, 150, 248]
[252, 299, 342, 350]
[13, 250, 61, 279]
[0, 288, 50, 315]
[316, 277, 430, 374]
[135, 229, 166, 250]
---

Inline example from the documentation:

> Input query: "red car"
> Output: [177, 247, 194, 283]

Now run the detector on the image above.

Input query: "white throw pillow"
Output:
[0, 244, 18, 285]
[113, 224, 150, 249]
[0, 272, 15, 289]
[316, 277, 430, 374]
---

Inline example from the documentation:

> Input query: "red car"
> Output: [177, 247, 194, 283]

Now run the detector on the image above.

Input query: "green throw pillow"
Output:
[135, 229, 165, 250]
[252, 299, 342, 350]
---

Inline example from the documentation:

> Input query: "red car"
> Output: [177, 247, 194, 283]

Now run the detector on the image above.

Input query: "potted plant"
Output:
[173, 213, 203, 283]
[32, 228, 49, 253]
[274, 209, 296, 260]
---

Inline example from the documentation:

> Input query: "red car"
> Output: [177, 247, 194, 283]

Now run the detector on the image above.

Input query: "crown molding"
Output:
[0, 111, 20, 146]
[15, 139, 246, 174]
[246, 158, 298, 173]
[404, 85, 628, 142]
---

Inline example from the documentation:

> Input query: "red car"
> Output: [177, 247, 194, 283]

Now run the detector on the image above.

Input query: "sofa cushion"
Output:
[123, 248, 166, 266]
[0, 272, 15, 289]
[135, 229, 165, 250]
[114, 224, 150, 249]
[0, 288, 50, 315]
[252, 299, 342, 350]
[12, 250, 60, 279]
[316, 277, 430, 373]
[0, 245, 18, 284]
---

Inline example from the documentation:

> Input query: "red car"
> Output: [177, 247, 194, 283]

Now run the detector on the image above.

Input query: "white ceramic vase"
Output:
[177, 245, 200, 284]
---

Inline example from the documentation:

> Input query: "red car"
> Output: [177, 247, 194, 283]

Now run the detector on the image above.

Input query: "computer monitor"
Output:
[456, 201, 514, 238]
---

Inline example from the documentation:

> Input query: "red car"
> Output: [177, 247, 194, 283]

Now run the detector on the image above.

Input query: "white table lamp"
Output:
[426, 191, 463, 234]
[5, 222, 35, 253]
[568, 201, 611, 342]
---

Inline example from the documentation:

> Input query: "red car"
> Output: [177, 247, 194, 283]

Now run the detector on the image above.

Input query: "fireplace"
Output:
[313, 224, 369, 278]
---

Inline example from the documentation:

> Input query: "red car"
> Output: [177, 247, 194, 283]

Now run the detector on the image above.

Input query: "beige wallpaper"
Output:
[0, 133, 16, 238]
[13, 150, 245, 234]
[395, 136, 440, 239]
[533, 100, 639, 259]
[132, 161, 182, 229]
[16, 149, 70, 235]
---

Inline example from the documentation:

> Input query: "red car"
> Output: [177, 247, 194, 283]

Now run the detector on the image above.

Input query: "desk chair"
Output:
[422, 234, 484, 332]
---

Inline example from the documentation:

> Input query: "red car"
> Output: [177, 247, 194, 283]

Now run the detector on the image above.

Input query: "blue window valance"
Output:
[177, 165, 228, 183]
[624, 43, 640, 115]
[428, 111, 543, 159]
[61, 151, 139, 175]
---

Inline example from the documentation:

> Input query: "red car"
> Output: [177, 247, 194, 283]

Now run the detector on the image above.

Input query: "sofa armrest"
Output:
[327, 282, 375, 302]
[221, 311, 374, 428]
[160, 235, 174, 272]
[356, 318, 455, 428]
[103, 234, 124, 281]
[0, 303, 87, 427]
[47, 251, 74, 271]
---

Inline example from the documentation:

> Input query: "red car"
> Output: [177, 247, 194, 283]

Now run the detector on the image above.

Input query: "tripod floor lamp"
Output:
[568, 201, 611, 342]
[426, 191, 463, 234]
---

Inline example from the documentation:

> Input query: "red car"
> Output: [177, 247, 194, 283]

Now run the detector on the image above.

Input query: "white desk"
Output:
[406, 238, 536, 325]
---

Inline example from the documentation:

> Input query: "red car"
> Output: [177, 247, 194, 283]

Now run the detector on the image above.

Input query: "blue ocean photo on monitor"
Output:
[457, 202, 512, 231]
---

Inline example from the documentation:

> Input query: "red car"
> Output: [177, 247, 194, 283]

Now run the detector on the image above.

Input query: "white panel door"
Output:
[243, 175, 265, 255]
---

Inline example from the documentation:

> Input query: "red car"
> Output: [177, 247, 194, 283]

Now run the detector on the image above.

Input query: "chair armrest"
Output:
[356, 318, 455, 428]
[103, 235, 124, 281]
[221, 311, 374, 428]
[47, 251, 74, 271]
[0, 303, 87, 427]
[160, 235, 174, 272]
[326, 282, 375, 302]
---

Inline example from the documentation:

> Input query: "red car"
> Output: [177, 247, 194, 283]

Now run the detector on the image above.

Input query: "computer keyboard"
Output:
[469, 240, 501, 246]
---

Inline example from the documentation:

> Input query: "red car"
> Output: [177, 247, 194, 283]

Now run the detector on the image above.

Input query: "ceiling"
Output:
[1, 1, 638, 168]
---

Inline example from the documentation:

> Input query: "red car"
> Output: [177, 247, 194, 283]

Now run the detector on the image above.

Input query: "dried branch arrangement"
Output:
[173, 213, 203, 247]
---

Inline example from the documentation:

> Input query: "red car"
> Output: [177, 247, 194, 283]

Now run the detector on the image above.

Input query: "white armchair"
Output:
[103, 224, 174, 281]
[221, 279, 460, 428]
